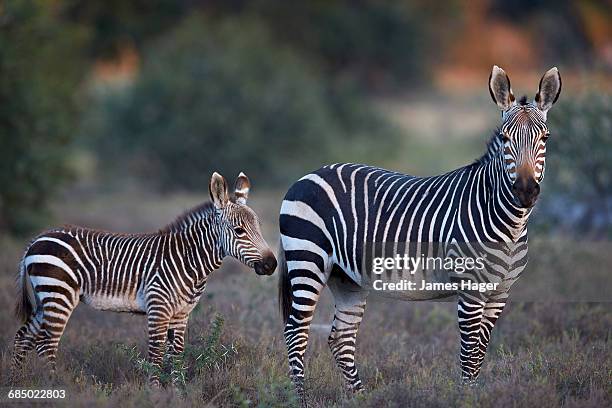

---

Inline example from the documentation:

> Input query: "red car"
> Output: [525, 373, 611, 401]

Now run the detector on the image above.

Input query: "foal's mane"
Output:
[159, 201, 216, 233]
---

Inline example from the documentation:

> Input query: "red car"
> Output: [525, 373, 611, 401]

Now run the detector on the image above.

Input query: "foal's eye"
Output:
[234, 227, 246, 235]
[542, 132, 550, 142]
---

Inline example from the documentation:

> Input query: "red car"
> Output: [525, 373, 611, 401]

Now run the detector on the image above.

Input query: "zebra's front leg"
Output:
[327, 271, 368, 393]
[146, 308, 171, 387]
[167, 313, 189, 357]
[457, 295, 485, 383]
[472, 297, 507, 379]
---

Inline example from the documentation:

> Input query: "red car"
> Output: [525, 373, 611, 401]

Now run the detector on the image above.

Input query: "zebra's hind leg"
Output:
[283, 259, 328, 404]
[35, 301, 76, 373]
[10, 314, 42, 382]
[327, 268, 368, 393]
[457, 294, 485, 384]
[472, 296, 508, 380]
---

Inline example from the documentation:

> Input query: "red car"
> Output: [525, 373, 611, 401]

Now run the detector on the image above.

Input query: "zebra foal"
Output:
[278, 66, 562, 402]
[11, 172, 277, 385]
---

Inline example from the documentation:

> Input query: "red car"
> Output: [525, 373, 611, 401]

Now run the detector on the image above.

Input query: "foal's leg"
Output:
[327, 270, 368, 393]
[11, 313, 42, 381]
[35, 299, 77, 372]
[146, 303, 171, 386]
[167, 313, 189, 357]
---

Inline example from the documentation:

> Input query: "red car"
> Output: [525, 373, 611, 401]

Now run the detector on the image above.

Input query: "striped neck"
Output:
[162, 203, 225, 277]
[479, 131, 532, 241]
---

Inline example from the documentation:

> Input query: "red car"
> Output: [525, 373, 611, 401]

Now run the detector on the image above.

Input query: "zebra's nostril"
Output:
[265, 256, 277, 273]
[254, 256, 276, 275]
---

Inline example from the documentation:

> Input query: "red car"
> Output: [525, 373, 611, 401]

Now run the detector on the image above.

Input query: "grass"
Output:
[0, 191, 610, 407]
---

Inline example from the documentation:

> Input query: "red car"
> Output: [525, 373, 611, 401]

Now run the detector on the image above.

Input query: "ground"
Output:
[0, 190, 609, 407]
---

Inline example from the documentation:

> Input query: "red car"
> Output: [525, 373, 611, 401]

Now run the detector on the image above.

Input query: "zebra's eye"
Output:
[542, 132, 550, 142]
[234, 227, 246, 235]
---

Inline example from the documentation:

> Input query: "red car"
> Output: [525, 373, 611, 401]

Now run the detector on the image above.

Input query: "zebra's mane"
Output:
[476, 95, 533, 165]
[474, 128, 504, 165]
[160, 201, 216, 234]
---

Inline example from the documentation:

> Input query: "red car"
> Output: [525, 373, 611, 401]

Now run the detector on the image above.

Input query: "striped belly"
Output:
[80, 289, 146, 313]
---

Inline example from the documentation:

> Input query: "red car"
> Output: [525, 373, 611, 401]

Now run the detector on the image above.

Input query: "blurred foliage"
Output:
[0, 1, 88, 235]
[242, 0, 443, 89]
[489, 0, 598, 67]
[63, 0, 446, 90]
[64, 0, 190, 59]
[81, 16, 401, 191]
[537, 94, 612, 236]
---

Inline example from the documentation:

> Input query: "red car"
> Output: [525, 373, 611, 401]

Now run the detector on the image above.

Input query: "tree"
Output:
[0, 1, 88, 235]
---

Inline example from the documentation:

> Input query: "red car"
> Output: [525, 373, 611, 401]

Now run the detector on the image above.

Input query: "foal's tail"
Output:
[278, 240, 292, 324]
[15, 253, 36, 324]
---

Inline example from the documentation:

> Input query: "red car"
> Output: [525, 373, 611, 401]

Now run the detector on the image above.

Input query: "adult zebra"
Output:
[11, 172, 277, 385]
[278, 66, 562, 401]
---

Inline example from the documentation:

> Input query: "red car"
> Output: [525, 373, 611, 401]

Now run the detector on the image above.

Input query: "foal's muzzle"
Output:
[254, 252, 277, 275]
[511, 177, 540, 208]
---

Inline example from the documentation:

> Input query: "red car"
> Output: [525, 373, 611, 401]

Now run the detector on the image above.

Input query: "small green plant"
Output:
[121, 313, 238, 389]
[184, 313, 239, 373]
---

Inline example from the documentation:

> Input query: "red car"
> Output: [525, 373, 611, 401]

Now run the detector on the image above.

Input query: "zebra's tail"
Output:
[15, 255, 35, 324]
[278, 240, 292, 324]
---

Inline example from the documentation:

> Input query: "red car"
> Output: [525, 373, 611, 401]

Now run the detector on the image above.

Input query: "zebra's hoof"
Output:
[148, 378, 162, 388]
[461, 377, 478, 387]
[347, 384, 366, 394]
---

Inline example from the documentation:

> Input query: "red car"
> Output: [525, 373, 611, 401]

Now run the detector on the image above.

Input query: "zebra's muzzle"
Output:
[254, 253, 277, 275]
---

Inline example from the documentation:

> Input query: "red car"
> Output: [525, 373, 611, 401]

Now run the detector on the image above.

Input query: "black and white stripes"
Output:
[11, 172, 276, 385]
[278, 66, 562, 401]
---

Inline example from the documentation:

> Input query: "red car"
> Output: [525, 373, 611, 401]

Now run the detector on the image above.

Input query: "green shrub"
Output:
[124, 313, 237, 389]
[82, 15, 402, 191]
[537, 93, 612, 236]
[0, 1, 88, 235]
[244, 0, 434, 89]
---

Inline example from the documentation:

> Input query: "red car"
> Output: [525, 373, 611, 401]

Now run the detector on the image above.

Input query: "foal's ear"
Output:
[535, 67, 561, 114]
[489, 65, 516, 111]
[209, 172, 229, 209]
[234, 172, 250, 205]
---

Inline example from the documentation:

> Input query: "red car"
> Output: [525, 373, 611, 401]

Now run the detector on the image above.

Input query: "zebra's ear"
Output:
[535, 67, 561, 114]
[234, 172, 250, 205]
[209, 172, 229, 209]
[489, 65, 516, 111]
